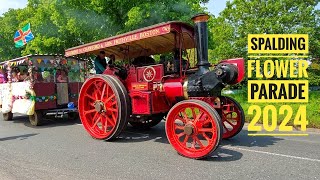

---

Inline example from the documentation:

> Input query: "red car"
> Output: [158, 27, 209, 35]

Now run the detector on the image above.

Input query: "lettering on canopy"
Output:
[65, 25, 171, 57]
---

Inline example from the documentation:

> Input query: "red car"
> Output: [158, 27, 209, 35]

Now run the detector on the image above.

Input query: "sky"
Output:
[205, 0, 226, 16]
[0, 0, 28, 15]
[0, 0, 222, 16]
[1, 0, 318, 17]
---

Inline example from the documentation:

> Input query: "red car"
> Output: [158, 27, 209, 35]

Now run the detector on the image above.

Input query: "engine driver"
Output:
[107, 54, 115, 67]
[106, 54, 128, 80]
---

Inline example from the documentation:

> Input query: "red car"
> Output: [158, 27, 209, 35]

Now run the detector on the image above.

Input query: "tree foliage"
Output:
[208, 0, 320, 86]
[0, 0, 319, 85]
[0, 0, 206, 60]
[0, 9, 28, 60]
[209, 0, 320, 60]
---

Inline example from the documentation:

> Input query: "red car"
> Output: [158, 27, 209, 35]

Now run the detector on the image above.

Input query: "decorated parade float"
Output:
[0, 54, 86, 126]
[65, 14, 245, 159]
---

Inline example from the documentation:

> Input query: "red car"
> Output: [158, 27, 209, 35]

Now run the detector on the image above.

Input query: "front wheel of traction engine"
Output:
[165, 100, 222, 159]
[29, 110, 43, 126]
[78, 75, 130, 140]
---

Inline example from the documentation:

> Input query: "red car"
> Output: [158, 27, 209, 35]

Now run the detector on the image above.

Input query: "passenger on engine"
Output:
[94, 51, 107, 74]
[107, 54, 115, 67]
[57, 69, 68, 82]
[107, 54, 128, 80]
[159, 55, 166, 65]
[173, 49, 188, 73]
[132, 56, 156, 66]
[159, 55, 173, 73]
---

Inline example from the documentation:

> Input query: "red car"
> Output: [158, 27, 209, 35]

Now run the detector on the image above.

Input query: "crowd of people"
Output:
[0, 67, 69, 84]
[0, 49, 189, 84]
[0, 67, 29, 83]
[11, 67, 29, 82]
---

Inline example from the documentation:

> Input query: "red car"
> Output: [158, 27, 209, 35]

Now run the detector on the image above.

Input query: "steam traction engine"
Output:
[65, 14, 245, 159]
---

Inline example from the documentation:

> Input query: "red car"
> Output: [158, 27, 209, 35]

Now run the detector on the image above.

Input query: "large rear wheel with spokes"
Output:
[78, 75, 130, 140]
[165, 100, 222, 159]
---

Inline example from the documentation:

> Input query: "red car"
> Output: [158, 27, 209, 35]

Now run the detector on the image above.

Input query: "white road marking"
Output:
[223, 145, 320, 163]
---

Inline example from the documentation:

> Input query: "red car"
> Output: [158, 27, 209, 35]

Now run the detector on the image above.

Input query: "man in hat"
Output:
[94, 51, 107, 74]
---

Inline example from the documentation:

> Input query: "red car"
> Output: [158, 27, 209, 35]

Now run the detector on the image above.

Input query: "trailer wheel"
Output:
[219, 96, 245, 139]
[78, 75, 130, 140]
[165, 100, 222, 159]
[129, 114, 165, 129]
[3, 112, 13, 121]
[29, 110, 43, 126]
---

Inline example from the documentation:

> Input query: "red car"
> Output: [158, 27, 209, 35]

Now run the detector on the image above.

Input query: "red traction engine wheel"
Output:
[78, 75, 130, 140]
[219, 96, 245, 139]
[165, 100, 222, 159]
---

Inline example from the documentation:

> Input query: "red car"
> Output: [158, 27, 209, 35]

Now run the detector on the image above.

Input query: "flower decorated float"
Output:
[0, 54, 87, 126]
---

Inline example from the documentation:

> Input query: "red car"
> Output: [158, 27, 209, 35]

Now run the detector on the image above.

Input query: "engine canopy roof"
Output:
[65, 21, 195, 60]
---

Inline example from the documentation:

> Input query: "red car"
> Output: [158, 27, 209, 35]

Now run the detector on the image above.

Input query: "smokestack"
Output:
[192, 13, 210, 74]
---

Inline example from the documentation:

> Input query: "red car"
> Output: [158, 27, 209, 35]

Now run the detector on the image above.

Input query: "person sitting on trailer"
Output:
[0, 69, 7, 83]
[23, 73, 32, 82]
[57, 69, 68, 82]
[18, 71, 28, 82]
[33, 71, 43, 82]
[11, 68, 19, 82]
[94, 51, 107, 74]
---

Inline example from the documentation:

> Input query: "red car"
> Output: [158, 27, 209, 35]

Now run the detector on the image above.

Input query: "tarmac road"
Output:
[0, 114, 319, 180]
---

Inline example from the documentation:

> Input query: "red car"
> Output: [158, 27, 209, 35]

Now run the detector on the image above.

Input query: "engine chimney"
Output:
[192, 13, 210, 74]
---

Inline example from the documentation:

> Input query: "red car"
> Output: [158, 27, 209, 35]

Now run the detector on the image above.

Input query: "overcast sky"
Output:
[0, 0, 221, 16]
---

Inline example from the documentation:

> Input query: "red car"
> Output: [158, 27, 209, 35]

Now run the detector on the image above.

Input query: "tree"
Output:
[22, 0, 115, 55]
[125, 0, 205, 31]
[0, 9, 29, 60]
[0, 0, 207, 61]
[209, 0, 320, 61]
[208, 0, 320, 86]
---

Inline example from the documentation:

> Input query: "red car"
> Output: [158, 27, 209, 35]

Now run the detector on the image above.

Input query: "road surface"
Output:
[0, 114, 319, 180]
